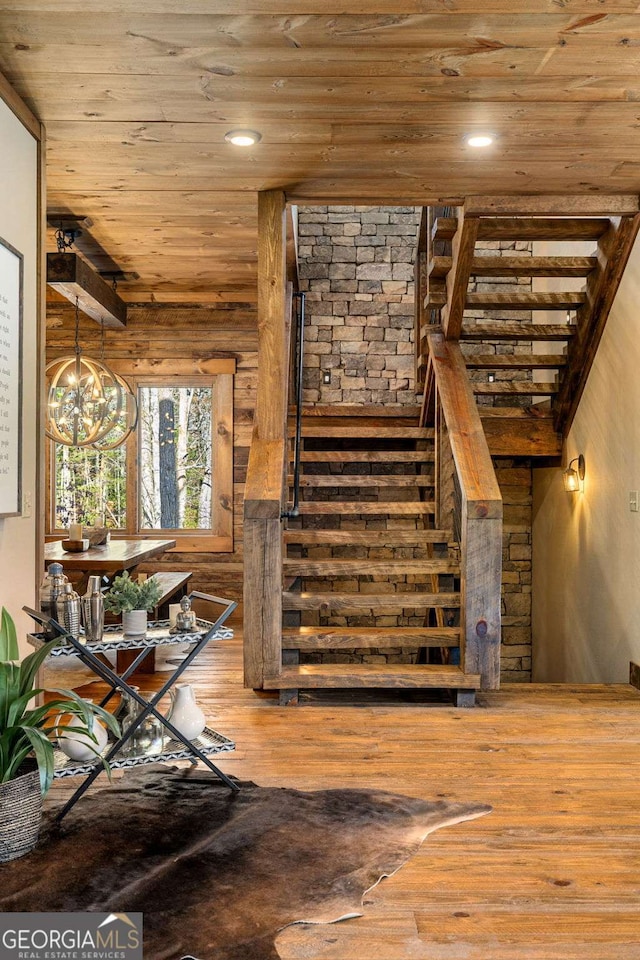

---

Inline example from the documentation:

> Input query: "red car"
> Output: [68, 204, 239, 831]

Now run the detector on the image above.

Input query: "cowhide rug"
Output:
[0, 766, 491, 960]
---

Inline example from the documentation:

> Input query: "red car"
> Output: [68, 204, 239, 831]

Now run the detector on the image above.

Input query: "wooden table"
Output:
[44, 538, 177, 576]
[44, 539, 178, 673]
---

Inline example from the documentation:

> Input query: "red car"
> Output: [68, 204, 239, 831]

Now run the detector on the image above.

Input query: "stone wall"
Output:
[297, 205, 420, 405]
[495, 459, 532, 681]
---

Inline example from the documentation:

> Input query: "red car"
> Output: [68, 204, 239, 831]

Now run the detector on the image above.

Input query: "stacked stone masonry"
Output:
[298, 205, 420, 405]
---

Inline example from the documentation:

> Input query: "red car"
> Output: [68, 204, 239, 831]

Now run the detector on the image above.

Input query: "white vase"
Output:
[164, 684, 206, 741]
[122, 609, 147, 637]
[58, 716, 108, 763]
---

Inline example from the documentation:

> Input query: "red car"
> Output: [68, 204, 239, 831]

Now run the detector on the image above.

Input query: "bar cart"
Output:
[24, 592, 239, 821]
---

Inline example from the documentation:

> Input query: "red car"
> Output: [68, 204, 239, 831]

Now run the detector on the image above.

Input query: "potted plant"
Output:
[104, 572, 161, 637]
[0, 607, 120, 862]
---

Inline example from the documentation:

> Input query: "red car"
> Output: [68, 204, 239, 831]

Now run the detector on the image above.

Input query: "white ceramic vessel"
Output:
[164, 683, 206, 741]
[58, 716, 108, 763]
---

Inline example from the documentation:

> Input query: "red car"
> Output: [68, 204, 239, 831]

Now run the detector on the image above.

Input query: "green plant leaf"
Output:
[17, 640, 60, 700]
[0, 661, 22, 732]
[16, 725, 55, 795]
[0, 608, 19, 661]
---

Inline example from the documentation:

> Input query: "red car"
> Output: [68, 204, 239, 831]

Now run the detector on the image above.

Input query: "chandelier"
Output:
[46, 297, 136, 448]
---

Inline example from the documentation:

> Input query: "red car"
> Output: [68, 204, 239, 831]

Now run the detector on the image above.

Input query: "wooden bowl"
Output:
[61, 538, 90, 553]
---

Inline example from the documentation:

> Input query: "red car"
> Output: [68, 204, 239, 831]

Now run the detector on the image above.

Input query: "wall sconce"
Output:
[563, 454, 585, 493]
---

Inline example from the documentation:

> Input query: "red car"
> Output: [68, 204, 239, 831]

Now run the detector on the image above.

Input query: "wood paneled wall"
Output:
[46, 299, 257, 610]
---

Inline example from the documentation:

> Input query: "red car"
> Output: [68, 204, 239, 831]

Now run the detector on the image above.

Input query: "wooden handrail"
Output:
[427, 331, 502, 691]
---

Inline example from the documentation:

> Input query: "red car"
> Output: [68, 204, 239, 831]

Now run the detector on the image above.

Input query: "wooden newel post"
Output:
[243, 190, 288, 689]
[460, 501, 502, 690]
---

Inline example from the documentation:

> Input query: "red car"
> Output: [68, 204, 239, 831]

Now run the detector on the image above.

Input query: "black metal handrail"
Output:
[282, 291, 305, 519]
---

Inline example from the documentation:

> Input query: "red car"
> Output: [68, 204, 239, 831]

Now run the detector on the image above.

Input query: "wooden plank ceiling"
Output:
[2, 2, 640, 302]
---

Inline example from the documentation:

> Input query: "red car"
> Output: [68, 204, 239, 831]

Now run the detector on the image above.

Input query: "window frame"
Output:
[46, 364, 234, 553]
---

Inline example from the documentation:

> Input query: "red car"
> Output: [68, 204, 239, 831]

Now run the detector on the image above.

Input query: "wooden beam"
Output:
[285, 203, 299, 288]
[256, 189, 287, 442]
[442, 210, 480, 340]
[554, 214, 640, 435]
[0, 68, 41, 141]
[46, 252, 127, 328]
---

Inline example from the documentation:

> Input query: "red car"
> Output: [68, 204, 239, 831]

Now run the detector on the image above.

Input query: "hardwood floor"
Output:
[46, 630, 640, 959]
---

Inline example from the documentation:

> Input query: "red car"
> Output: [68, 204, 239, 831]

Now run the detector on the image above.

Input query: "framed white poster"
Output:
[0, 235, 23, 516]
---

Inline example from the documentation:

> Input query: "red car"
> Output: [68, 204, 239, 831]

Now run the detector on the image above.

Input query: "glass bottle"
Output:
[119, 686, 165, 758]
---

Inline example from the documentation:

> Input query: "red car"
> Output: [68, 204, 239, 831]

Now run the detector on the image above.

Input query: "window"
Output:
[48, 372, 234, 552]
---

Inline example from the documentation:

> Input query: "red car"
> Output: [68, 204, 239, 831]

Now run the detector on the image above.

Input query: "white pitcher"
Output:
[164, 684, 206, 741]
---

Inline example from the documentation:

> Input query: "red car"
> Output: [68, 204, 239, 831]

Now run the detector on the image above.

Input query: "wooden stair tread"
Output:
[472, 382, 558, 395]
[282, 559, 459, 576]
[293, 475, 434, 487]
[297, 426, 432, 439]
[465, 353, 567, 368]
[283, 529, 452, 545]
[427, 256, 451, 278]
[297, 501, 436, 515]
[282, 591, 460, 610]
[281, 626, 460, 649]
[431, 217, 457, 241]
[425, 291, 446, 308]
[461, 322, 575, 341]
[469, 255, 596, 277]
[465, 291, 585, 310]
[263, 663, 479, 690]
[298, 450, 433, 463]
[476, 218, 608, 241]
[295, 404, 422, 419]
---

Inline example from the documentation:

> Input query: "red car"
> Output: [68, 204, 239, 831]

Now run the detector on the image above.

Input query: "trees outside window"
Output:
[49, 374, 233, 552]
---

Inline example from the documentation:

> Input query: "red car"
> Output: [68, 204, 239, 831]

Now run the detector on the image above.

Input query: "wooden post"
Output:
[427, 333, 502, 690]
[244, 191, 288, 688]
[257, 190, 287, 441]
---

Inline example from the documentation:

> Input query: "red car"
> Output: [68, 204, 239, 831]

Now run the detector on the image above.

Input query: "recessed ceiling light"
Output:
[224, 129, 262, 146]
[465, 133, 495, 148]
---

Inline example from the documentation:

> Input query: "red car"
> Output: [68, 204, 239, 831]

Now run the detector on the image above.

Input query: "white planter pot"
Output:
[164, 684, 206, 741]
[122, 609, 148, 638]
